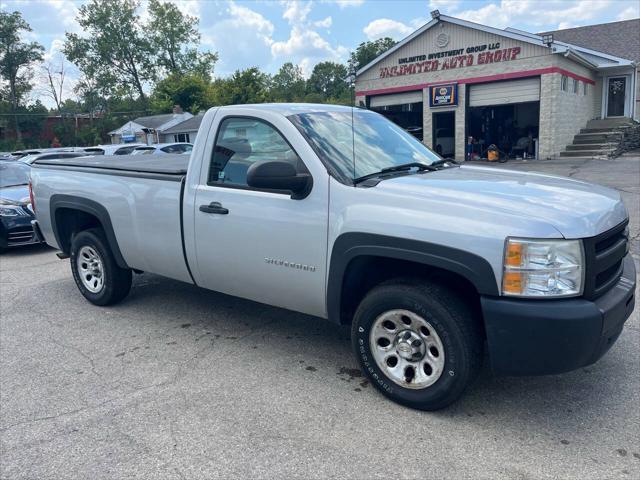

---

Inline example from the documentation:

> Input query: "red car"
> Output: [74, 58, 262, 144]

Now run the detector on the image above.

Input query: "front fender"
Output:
[326, 232, 499, 324]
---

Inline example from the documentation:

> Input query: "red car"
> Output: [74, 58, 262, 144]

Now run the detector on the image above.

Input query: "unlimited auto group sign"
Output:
[379, 43, 522, 78]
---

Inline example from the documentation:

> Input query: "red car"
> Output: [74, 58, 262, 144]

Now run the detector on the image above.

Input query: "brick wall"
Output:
[538, 64, 599, 159]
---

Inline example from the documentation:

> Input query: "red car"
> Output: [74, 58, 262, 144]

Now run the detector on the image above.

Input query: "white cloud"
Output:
[282, 0, 312, 25]
[331, 0, 365, 8]
[270, 1, 348, 76]
[43, 0, 80, 32]
[429, 0, 461, 10]
[271, 26, 348, 75]
[363, 18, 413, 40]
[617, 5, 639, 21]
[451, 0, 626, 31]
[314, 16, 333, 28]
[202, 1, 275, 75]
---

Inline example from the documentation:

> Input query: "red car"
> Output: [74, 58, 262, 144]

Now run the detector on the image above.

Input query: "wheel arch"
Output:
[50, 194, 128, 269]
[327, 233, 499, 325]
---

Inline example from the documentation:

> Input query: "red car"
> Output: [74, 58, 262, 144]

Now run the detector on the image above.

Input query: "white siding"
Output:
[370, 91, 423, 107]
[469, 77, 540, 106]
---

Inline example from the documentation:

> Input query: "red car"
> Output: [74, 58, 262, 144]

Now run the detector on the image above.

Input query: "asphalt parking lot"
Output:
[1, 154, 639, 479]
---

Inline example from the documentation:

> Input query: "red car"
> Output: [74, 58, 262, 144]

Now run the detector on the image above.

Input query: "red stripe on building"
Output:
[356, 67, 596, 97]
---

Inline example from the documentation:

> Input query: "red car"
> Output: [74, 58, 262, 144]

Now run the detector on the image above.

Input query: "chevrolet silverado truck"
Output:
[30, 104, 636, 410]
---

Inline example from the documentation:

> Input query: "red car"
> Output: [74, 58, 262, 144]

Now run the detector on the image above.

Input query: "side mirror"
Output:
[246, 160, 312, 199]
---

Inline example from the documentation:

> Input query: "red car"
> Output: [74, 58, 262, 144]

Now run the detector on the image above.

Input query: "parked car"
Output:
[10, 149, 45, 159]
[30, 104, 635, 410]
[405, 126, 423, 142]
[82, 144, 145, 156]
[0, 161, 42, 250]
[19, 151, 87, 165]
[131, 143, 193, 155]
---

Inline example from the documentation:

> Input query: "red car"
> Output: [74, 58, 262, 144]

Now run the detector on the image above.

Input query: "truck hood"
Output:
[0, 185, 30, 206]
[376, 165, 627, 238]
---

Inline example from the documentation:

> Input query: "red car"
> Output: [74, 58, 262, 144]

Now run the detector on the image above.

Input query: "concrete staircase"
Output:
[560, 117, 636, 157]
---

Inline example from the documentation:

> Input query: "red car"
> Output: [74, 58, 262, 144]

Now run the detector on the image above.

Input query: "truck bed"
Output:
[33, 154, 189, 177]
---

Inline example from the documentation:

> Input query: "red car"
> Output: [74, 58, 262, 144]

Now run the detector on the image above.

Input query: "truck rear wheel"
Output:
[70, 228, 132, 306]
[351, 279, 483, 410]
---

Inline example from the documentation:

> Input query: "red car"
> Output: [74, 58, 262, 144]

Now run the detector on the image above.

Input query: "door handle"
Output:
[199, 202, 229, 215]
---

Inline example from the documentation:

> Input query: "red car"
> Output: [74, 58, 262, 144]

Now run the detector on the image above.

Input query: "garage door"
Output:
[469, 77, 540, 107]
[370, 91, 423, 108]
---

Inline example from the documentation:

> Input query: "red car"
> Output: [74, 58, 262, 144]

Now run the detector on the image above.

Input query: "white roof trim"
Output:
[356, 14, 634, 77]
[356, 18, 438, 76]
[357, 15, 551, 76]
[552, 40, 634, 65]
[564, 48, 599, 69]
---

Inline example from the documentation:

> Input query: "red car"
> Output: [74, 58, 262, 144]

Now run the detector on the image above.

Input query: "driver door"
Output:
[192, 112, 329, 318]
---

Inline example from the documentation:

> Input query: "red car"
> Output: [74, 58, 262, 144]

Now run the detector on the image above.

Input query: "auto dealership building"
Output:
[355, 13, 638, 160]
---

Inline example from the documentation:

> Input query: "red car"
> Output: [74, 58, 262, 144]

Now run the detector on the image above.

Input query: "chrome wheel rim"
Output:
[369, 309, 445, 389]
[77, 246, 104, 293]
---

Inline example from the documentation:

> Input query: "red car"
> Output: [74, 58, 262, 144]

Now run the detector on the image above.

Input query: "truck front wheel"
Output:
[70, 228, 132, 306]
[351, 279, 483, 410]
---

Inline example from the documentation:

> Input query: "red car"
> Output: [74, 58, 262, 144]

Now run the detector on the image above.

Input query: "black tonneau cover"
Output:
[33, 154, 189, 175]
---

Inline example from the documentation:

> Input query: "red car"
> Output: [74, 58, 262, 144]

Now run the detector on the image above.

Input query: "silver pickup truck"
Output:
[30, 104, 635, 410]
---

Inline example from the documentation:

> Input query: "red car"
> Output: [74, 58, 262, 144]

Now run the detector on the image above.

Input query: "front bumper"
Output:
[482, 254, 636, 376]
[0, 215, 42, 248]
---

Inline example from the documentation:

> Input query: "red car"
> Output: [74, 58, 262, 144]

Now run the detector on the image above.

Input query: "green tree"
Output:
[270, 62, 306, 102]
[0, 11, 44, 140]
[63, 0, 155, 104]
[151, 73, 213, 113]
[350, 37, 396, 69]
[212, 68, 271, 105]
[146, 0, 217, 78]
[307, 61, 348, 100]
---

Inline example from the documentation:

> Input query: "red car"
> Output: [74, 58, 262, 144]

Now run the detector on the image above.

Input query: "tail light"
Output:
[29, 180, 35, 213]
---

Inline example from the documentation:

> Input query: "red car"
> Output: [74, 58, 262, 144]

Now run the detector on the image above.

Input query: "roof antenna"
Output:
[348, 57, 357, 183]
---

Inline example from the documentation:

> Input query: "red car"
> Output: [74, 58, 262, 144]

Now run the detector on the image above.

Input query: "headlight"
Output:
[502, 238, 584, 298]
[0, 206, 24, 217]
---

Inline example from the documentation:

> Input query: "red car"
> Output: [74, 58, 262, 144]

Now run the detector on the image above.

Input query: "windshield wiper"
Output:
[353, 162, 436, 185]
[380, 162, 436, 173]
[430, 158, 459, 167]
[1, 183, 29, 188]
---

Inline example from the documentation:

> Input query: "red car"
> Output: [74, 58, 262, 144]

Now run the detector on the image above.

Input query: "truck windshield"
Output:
[0, 161, 30, 188]
[288, 109, 440, 183]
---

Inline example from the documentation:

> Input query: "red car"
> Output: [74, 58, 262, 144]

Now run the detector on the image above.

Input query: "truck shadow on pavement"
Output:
[121, 272, 635, 429]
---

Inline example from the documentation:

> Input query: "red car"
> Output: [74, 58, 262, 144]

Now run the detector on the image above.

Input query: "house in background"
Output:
[109, 106, 192, 144]
[540, 18, 640, 122]
[161, 113, 205, 143]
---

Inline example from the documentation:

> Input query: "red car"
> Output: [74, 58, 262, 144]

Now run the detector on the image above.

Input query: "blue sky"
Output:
[3, 0, 639, 105]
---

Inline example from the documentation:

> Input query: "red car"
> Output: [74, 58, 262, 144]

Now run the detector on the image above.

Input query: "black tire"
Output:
[351, 279, 483, 410]
[70, 228, 132, 306]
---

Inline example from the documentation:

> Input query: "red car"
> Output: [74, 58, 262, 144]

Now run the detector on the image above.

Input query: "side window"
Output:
[208, 117, 305, 188]
[162, 145, 179, 154]
[116, 146, 135, 155]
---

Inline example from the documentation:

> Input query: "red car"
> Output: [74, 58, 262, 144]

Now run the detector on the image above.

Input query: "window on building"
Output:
[573, 79, 579, 93]
[561, 75, 568, 91]
[174, 133, 190, 143]
[583, 83, 588, 95]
